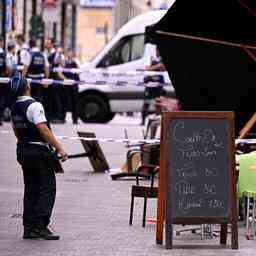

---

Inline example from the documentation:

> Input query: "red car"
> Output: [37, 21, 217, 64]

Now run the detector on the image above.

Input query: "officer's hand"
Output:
[41, 79, 49, 88]
[57, 148, 68, 162]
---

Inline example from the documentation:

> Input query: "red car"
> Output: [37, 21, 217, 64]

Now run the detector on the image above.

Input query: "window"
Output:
[97, 34, 145, 68]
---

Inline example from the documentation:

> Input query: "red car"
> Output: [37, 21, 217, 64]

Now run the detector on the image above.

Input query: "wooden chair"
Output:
[111, 142, 160, 180]
[145, 115, 161, 139]
[129, 165, 159, 227]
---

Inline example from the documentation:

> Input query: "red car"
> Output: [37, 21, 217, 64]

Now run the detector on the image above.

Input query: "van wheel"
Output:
[78, 94, 112, 123]
[107, 112, 116, 122]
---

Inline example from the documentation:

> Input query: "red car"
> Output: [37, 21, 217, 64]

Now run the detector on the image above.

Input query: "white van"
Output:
[78, 10, 175, 123]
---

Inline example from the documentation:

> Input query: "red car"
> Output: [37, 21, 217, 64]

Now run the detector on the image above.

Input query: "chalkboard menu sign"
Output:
[157, 112, 238, 249]
[168, 118, 229, 218]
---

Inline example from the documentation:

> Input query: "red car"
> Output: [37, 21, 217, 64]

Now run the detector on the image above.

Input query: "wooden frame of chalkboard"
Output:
[156, 111, 238, 249]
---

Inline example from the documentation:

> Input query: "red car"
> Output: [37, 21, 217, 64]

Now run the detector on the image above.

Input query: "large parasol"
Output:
[147, 0, 256, 136]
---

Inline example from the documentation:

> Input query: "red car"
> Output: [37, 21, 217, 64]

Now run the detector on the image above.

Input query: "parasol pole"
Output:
[156, 30, 256, 62]
[238, 0, 256, 17]
[239, 113, 256, 139]
[155, 30, 256, 50]
[243, 47, 256, 62]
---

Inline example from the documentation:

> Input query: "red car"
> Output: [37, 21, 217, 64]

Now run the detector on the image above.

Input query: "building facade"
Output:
[114, 0, 151, 34]
[77, 0, 172, 63]
[113, 0, 172, 34]
[1, 0, 79, 50]
[78, 1, 114, 62]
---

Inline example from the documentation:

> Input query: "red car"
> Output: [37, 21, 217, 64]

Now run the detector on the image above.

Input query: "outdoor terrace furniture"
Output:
[238, 152, 256, 240]
[129, 165, 159, 227]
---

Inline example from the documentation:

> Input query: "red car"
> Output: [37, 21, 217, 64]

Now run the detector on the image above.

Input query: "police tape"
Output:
[0, 77, 73, 86]
[0, 129, 160, 144]
[1, 129, 255, 145]
[52, 67, 166, 77]
[235, 139, 256, 145]
[57, 135, 160, 144]
[17, 65, 166, 76]
[0, 77, 171, 87]
[0, 77, 80, 86]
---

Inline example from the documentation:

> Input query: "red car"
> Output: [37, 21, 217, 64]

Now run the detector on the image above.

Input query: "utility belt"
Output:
[17, 141, 54, 156]
[17, 141, 64, 173]
[28, 141, 51, 148]
[27, 74, 45, 79]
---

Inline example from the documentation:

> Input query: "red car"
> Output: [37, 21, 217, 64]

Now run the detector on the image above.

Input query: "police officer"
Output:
[26, 38, 49, 103]
[9, 72, 67, 240]
[0, 36, 7, 125]
[6, 41, 18, 76]
[141, 47, 166, 125]
[63, 48, 79, 124]
[15, 34, 30, 77]
[46, 40, 65, 123]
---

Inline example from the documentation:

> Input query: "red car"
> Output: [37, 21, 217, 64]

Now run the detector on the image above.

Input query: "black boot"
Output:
[37, 227, 60, 240]
[23, 227, 41, 239]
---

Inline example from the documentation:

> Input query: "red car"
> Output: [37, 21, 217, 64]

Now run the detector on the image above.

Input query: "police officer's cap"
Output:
[7, 41, 15, 49]
[10, 72, 28, 96]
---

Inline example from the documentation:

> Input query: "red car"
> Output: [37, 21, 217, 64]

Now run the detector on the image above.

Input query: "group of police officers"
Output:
[0, 35, 80, 126]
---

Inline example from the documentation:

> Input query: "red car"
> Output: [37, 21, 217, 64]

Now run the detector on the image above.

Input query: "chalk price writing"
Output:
[208, 199, 224, 209]
[204, 167, 218, 177]
[178, 198, 204, 213]
[173, 121, 224, 148]
[203, 184, 217, 195]
[175, 181, 196, 195]
[177, 164, 197, 179]
[176, 164, 219, 179]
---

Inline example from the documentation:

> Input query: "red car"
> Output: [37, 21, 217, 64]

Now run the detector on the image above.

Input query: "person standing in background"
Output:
[26, 38, 49, 103]
[15, 34, 30, 77]
[145, 47, 166, 72]
[63, 48, 79, 124]
[44, 38, 55, 59]
[43, 38, 55, 120]
[141, 47, 166, 125]
[0, 36, 7, 125]
[6, 41, 18, 76]
[54, 45, 66, 123]
[46, 40, 65, 123]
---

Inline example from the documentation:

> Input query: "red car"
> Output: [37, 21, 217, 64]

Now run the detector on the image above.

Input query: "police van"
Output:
[78, 9, 175, 123]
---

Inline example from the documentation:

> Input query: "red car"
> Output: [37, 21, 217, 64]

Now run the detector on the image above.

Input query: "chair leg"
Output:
[142, 197, 147, 227]
[253, 199, 256, 240]
[246, 197, 250, 239]
[129, 195, 134, 226]
[201, 224, 204, 240]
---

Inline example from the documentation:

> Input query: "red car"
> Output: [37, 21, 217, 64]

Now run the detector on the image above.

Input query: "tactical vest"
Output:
[0, 51, 6, 76]
[11, 99, 46, 143]
[28, 51, 45, 76]
[48, 51, 59, 79]
[64, 59, 79, 81]
[48, 51, 57, 67]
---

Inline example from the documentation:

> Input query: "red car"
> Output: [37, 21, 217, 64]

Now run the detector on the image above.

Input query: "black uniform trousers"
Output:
[17, 144, 56, 229]
[0, 82, 7, 122]
[63, 86, 79, 123]
[30, 83, 44, 104]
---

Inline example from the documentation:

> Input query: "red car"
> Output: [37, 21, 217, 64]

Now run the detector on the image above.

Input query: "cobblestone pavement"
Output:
[0, 116, 256, 256]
